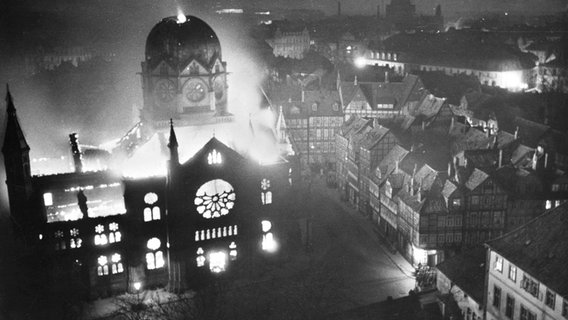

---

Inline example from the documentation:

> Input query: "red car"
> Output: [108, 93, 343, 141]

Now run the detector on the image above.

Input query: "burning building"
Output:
[2, 15, 296, 298]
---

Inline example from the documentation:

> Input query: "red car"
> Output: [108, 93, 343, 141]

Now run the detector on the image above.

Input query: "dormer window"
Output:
[208, 149, 222, 165]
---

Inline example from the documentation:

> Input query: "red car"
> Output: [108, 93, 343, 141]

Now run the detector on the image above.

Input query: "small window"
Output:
[494, 255, 503, 273]
[505, 295, 514, 318]
[520, 305, 536, 320]
[546, 290, 556, 309]
[493, 285, 501, 309]
[508, 265, 516, 282]
[562, 300, 567, 317]
[207, 149, 222, 165]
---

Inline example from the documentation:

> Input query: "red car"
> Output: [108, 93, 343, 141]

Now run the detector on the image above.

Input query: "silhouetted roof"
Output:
[486, 202, 568, 297]
[437, 246, 486, 304]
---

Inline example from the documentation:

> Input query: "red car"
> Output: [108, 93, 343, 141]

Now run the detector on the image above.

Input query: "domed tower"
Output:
[141, 15, 229, 127]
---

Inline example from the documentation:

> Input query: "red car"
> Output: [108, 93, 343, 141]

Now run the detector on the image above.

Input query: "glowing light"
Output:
[177, 12, 187, 24]
[262, 232, 278, 253]
[147, 237, 161, 250]
[43, 193, 53, 206]
[216, 8, 244, 14]
[144, 193, 158, 205]
[195, 179, 235, 219]
[261, 220, 272, 233]
[98, 256, 108, 266]
[499, 71, 527, 91]
[209, 251, 227, 273]
[133, 282, 141, 291]
[354, 57, 367, 68]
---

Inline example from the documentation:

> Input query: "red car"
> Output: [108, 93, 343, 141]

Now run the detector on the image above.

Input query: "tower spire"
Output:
[2, 84, 29, 154]
[167, 119, 179, 165]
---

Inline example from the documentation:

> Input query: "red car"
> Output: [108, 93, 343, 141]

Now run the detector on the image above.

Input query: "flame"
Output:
[177, 10, 187, 24]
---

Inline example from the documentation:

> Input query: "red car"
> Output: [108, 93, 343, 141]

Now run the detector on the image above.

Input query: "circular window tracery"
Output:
[194, 179, 235, 219]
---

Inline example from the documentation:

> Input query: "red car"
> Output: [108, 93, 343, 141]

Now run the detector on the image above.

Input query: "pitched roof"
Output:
[486, 202, 568, 297]
[436, 246, 486, 303]
[360, 126, 390, 150]
[377, 144, 410, 183]
[464, 168, 489, 191]
[441, 180, 458, 199]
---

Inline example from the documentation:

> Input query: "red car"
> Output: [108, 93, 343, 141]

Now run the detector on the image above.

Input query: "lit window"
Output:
[261, 191, 273, 205]
[194, 179, 235, 219]
[261, 178, 271, 190]
[209, 251, 227, 273]
[144, 192, 158, 205]
[144, 193, 161, 222]
[97, 255, 109, 276]
[43, 193, 53, 206]
[546, 200, 552, 209]
[196, 247, 206, 267]
[146, 238, 164, 270]
[108, 223, 121, 243]
[207, 149, 222, 165]
[229, 242, 237, 261]
[261, 220, 277, 252]
[111, 253, 123, 274]
[508, 265, 516, 282]
[494, 255, 503, 273]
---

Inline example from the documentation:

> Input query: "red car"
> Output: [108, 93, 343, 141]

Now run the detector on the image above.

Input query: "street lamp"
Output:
[133, 281, 141, 300]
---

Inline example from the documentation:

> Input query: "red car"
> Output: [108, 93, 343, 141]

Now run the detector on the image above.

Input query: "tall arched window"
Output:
[261, 178, 272, 205]
[146, 237, 164, 270]
[144, 192, 160, 221]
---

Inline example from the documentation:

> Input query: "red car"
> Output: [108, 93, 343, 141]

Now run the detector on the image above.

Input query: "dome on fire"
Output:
[145, 15, 221, 70]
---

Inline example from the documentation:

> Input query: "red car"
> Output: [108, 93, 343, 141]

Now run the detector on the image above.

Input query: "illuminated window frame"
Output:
[146, 238, 165, 270]
[143, 192, 161, 222]
[195, 225, 238, 242]
[207, 149, 222, 165]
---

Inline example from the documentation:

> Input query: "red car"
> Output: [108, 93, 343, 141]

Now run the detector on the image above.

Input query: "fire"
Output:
[177, 11, 187, 24]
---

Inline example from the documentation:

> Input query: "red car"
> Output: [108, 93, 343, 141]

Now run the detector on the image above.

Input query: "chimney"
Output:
[69, 133, 83, 173]
[544, 153, 549, 169]
[450, 117, 455, 130]
[531, 151, 538, 171]
[498, 149, 503, 168]
[354, 76, 358, 86]
[422, 120, 425, 131]
[454, 157, 460, 183]
[514, 126, 519, 139]
[447, 161, 452, 177]
[301, 89, 305, 102]
[395, 159, 399, 173]
[385, 71, 389, 83]
[417, 183, 422, 202]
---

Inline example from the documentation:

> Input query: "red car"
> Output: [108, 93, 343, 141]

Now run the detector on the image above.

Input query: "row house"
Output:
[272, 88, 344, 171]
[338, 74, 426, 124]
[370, 145, 409, 246]
[357, 126, 398, 215]
[335, 117, 373, 204]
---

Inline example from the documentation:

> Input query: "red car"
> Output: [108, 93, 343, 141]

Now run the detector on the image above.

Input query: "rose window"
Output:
[194, 179, 236, 219]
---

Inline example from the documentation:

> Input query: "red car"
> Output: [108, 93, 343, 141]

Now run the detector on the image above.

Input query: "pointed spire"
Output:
[167, 119, 179, 165]
[167, 119, 178, 148]
[3, 84, 30, 154]
[6, 84, 15, 115]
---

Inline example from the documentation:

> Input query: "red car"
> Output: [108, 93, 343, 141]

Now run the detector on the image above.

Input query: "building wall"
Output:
[486, 250, 567, 320]
[436, 270, 483, 320]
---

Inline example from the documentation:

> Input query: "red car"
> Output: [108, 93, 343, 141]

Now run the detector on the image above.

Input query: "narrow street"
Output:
[307, 174, 415, 307]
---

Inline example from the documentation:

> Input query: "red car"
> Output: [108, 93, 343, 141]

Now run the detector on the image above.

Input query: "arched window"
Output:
[196, 247, 205, 267]
[144, 192, 160, 221]
[207, 149, 222, 165]
[110, 253, 124, 274]
[70, 228, 81, 249]
[146, 237, 164, 270]
[54, 230, 66, 250]
[97, 255, 108, 276]
[261, 178, 272, 205]
[109, 222, 121, 243]
[94, 224, 108, 246]
[261, 220, 277, 252]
